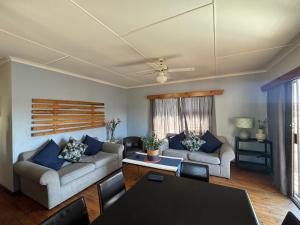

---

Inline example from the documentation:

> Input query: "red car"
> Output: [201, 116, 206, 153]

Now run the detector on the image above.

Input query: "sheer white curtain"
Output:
[152, 96, 216, 139]
[181, 96, 216, 135]
[152, 98, 183, 139]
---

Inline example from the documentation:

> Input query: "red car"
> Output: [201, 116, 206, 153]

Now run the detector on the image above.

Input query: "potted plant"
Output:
[256, 119, 267, 142]
[106, 118, 121, 142]
[142, 134, 163, 161]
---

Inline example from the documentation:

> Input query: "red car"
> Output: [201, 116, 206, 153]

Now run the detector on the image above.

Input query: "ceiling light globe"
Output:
[156, 74, 167, 83]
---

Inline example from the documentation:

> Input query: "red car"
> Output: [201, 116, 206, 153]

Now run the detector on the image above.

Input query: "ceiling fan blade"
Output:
[114, 58, 159, 67]
[168, 67, 195, 73]
[114, 54, 181, 67]
[159, 54, 181, 61]
[133, 69, 157, 75]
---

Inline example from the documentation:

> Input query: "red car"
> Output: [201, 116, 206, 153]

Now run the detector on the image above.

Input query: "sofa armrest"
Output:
[14, 161, 60, 186]
[102, 142, 124, 160]
[219, 143, 235, 165]
[159, 138, 169, 154]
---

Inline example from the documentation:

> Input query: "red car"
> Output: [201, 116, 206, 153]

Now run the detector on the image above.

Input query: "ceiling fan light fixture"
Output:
[156, 72, 167, 84]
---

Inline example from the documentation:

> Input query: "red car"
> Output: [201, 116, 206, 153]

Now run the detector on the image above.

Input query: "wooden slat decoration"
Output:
[146, 90, 224, 100]
[31, 98, 105, 137]
[32, 110, 104, 114]
[32, 115, 104, 119]
[32, 104, 104, 109]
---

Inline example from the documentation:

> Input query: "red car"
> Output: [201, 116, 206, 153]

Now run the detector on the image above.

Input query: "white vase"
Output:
[256, 129, 266, 142]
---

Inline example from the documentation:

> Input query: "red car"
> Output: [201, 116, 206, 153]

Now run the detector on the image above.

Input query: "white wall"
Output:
[263, 44, 300, 82]
[10, 62, 128, 164]
[0, 61, 13, 191]
[127, 74, 267, 145]
[0, 61, 128, 191]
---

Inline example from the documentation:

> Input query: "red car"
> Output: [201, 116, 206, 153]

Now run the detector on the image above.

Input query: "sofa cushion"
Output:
[32, 140, 65, 170]
[58, 162, 95, 185]
[188, 151, 220, 165]
[168, 132, 186, 150]
[83, 135, 103, 155]
[162, 149, 189, 159]
[80, 151, 118, 169]
[59, 138, 88, 162]
[200, 131, 223, 153]
[181, 133, 206, 152]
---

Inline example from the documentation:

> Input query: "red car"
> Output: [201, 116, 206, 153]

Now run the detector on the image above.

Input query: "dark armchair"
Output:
[123, 136, 144, 158]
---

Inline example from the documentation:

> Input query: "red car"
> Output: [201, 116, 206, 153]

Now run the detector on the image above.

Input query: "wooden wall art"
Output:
[31, 99, 105, 137]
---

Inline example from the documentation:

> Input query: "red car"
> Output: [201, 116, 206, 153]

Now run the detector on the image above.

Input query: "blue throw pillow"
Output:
[32, 140, 65, 170]
[168, 132, 186, 150]
[200, 131, 223, 153]
[83, 135, 103, 155]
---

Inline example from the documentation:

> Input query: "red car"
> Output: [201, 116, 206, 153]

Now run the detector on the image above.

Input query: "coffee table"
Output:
[122, 152, 183, 177]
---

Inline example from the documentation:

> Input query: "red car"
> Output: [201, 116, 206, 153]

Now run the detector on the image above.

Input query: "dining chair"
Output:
[123, 136, 144, 158]
[97, 170, 126, 214]
[39, 197, 89, 225]
[282, 211, 300, 225]
[180, 161, 209, 182]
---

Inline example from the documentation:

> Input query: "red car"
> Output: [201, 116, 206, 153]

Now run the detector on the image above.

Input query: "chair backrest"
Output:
[39, 197, 89, 225]
[180, 162, 209, 182]
[123, 136, 143, 148]
[282, 212, 300, 225]
[97, 170, 126, 214]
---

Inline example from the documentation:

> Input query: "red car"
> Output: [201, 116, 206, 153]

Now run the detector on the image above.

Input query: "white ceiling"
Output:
[0, 0, 299, 88]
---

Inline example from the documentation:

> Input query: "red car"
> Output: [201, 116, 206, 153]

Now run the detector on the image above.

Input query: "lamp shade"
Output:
[235, 117, 253, 129]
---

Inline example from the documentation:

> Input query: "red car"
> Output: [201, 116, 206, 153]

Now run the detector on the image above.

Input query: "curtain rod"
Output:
[261, 66, 300, 92]
[147, 90, 224, 100]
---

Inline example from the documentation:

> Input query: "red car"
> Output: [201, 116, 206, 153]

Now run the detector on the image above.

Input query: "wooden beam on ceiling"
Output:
[146, 90, 224, 100]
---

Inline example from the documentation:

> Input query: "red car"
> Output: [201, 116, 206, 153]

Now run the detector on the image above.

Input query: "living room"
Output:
[0, 1, 300, 225]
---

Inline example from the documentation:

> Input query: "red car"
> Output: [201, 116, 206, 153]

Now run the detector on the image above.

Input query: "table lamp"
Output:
[235, 117, 253, 140]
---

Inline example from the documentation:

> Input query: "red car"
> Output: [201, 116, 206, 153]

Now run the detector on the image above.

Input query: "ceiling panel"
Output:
[0, 30, 65, 63]
[216, 0, 300, 56]
[73, 0, 212, 35]
[216, 47, 287, 75]
[124, 5, 215, 77]
[109, 63, 154, 76]
[0, 0, 299, 87]
[0, 0, 146, 67]
[48, 56, 142, 87]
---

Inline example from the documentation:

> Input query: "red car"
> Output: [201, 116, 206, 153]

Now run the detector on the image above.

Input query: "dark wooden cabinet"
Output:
[235, 137, 273, 174]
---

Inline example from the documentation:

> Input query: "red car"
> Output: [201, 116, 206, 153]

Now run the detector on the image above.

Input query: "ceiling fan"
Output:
[116, 55, 195, 84]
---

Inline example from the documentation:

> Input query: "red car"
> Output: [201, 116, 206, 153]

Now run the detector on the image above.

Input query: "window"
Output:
[152, 96, 215, 139]
[292, 79, 300, 206]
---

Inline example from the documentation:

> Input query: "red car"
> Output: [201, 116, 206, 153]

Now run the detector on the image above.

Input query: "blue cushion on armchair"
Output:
[200, 131, 223, 153]
[32, 140, 65, 170]
[83, 135, 103, 155]
[168, 132, 186, 150]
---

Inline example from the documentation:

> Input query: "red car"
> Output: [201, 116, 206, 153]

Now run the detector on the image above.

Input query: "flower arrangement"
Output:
[257, 119, 267, 130]
[181, 132, 206, 152]
[106, 118, 121, 141]
[141, 133, 163, 151]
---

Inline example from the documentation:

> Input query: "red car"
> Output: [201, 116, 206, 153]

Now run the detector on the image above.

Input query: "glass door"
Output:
[292, 79, 300, 205]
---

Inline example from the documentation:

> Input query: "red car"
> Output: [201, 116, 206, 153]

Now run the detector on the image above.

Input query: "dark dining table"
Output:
[91, 173, 259, 225]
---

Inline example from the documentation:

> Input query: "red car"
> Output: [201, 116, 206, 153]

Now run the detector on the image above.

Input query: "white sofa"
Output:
[160, 135, 235, 178]
[14, 142, 124, 209]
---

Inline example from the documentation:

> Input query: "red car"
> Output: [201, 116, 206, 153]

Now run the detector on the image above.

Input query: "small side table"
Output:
[235, 137, 273, 174]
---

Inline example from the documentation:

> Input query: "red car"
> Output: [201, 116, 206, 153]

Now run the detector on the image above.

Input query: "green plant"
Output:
[141, 134, 163, 151]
